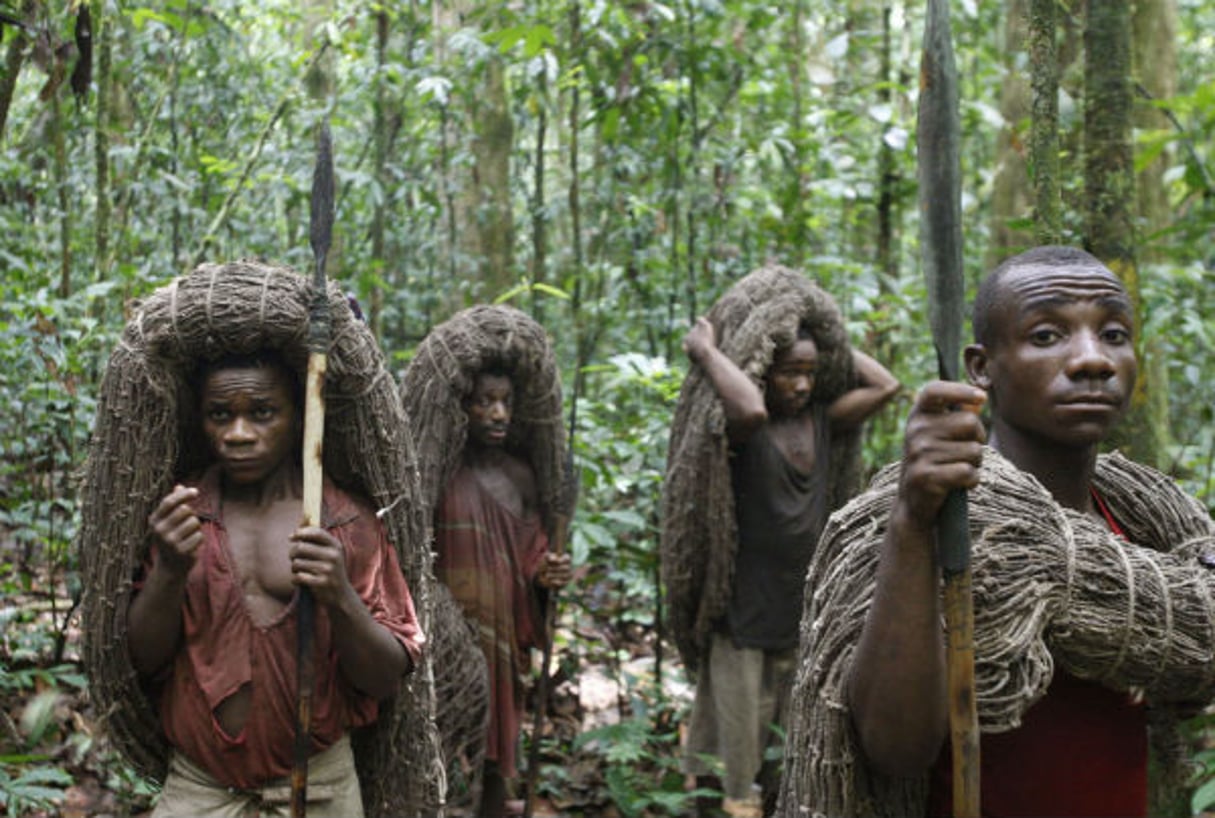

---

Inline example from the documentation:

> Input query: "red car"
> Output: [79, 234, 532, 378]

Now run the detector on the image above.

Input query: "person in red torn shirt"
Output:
[127, 350, 424, 818]
[847, 246, 1151, 816]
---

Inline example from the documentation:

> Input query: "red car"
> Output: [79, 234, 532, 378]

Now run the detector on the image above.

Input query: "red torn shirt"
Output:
[139, 468, 424, 789]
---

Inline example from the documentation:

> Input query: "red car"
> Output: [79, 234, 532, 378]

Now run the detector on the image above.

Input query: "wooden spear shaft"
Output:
[522, 390, 581, 818]
[291, 120, 335, 818]
[917, 0, 979, 814]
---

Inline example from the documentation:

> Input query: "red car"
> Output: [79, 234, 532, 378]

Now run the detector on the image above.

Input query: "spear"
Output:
[522, 376, 581, 818]
[291, 120, 335, 818]
[917, 1, 979, 816]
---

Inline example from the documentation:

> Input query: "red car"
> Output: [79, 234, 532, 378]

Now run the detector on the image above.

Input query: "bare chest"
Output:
[222, 501, 301, 623]
[767, 416, 818, 474]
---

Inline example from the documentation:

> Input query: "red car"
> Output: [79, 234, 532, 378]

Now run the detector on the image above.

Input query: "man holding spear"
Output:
[121, 128, 425, 817]
[777, 246, 1215, 816]
[128, 347, 422, 817]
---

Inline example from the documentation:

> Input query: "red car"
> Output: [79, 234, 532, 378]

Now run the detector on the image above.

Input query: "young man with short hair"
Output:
[780, 246, 1215, 817]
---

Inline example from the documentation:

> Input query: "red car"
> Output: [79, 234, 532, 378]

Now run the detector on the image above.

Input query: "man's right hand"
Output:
[148, 485, 203, 574]
[896, 381, 987, 530]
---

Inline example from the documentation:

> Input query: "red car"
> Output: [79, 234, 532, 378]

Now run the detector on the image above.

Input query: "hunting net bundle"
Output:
[778, 448, 1215, 817]
[660, 264, 859, 673]
[76, 259, 445, 816]
[399, 303, 575, 809]
[430, 581, 491, 810]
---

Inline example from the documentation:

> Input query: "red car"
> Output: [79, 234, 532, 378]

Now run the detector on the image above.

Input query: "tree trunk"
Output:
[462, 55, 517, 298]
[51, 72, 71, 296]
[684, 0, 701, 321]
[1083, 0, 1134, 265]
[1084, 0, 1162, 469]
[1133, 0, 1177, 259]
[426, 0, 517, 303]
[784, 0, 809, 267]
[369, 9, 389, 337]
[1029, 0, 1060, 244]
[92, 0, 111, 284]
[870, 2, 903, 464]
[1133, 3, 1186, 810]
[987, 0, 1032, 265]
[531, 76, 548, 322]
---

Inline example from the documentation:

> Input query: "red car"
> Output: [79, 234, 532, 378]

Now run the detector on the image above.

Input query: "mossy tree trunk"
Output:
[1029, 0, 1060, 244]
[1083, 0, 1165, 470]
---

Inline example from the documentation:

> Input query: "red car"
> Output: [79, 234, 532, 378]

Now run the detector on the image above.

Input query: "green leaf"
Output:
[1193, 776, 1215, 814]
[523, 25, 556, 58]
[19, 690, 61, 746]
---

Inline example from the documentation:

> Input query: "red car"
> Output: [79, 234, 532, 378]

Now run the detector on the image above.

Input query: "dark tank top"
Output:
[725, 405, 830, 650]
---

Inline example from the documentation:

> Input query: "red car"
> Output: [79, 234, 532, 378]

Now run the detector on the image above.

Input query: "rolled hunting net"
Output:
[778, 448, 1215, 817]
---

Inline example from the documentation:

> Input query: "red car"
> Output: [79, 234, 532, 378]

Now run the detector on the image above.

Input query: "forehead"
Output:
[202, 364, 294, 398]
[996, 262, 1132, 320]
[472, 372, 513, 395]
[773, 337, 819, 367]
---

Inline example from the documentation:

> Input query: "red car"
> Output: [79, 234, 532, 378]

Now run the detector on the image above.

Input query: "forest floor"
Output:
[1, 547, 697, 818]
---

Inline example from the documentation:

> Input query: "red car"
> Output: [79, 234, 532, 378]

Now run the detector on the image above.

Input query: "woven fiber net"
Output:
[660, 264, 860, 673]
[399, 303, 575, 810]
[76, 259, 445, 816]
[778, 448, 1215, 817]
[430, 581, 491, 811]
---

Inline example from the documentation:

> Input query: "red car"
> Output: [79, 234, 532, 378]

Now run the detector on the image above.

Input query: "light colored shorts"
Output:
[151, 734, 364, 818]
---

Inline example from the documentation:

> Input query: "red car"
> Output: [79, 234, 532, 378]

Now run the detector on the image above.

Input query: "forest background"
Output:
[1, 0, 1213, 815]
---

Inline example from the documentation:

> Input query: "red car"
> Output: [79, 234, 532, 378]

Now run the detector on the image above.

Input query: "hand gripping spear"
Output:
[291, 121, 335, 818]
[917, 1, 979, 816]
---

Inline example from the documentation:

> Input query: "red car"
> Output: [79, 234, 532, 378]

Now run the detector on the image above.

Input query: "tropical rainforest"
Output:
[1, 0, 1213, 815]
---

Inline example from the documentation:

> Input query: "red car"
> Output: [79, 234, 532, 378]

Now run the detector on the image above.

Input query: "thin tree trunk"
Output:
[1133, 0, 1177, 258]
[988, 0, 1032, 264]
[568, 0, 584, 325]
[876, 4, 897, 287]
[93, 0, 110, 283]
[1083, 0, 1134, 264]
[469, 56, 516, 296]
[870, 2, 903, 463]
[370, 9, 389, 337]
[531, 77, 548, 321]
[1029, 0, 1060, 243]
[684, 0, 700, 320]
[52, 77, 71, 297]
[1132, 3, 1186, 808]
[1084, 0, 1162, 469]
[785, 0, 807, 267]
